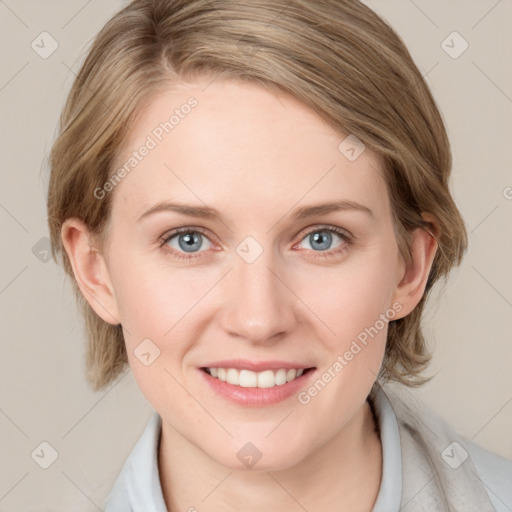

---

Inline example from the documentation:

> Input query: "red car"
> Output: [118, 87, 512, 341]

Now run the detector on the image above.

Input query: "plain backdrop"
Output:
[0, 1, 511, 510]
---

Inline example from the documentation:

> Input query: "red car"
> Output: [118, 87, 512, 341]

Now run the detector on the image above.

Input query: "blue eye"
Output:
[163, 228, 213, 258]
[161, 225, 352, 261]
[299, 229, 343, 251]
[295, 226, 352, 259]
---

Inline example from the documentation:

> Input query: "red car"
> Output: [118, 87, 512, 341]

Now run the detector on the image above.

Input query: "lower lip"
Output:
[198, 368, 317, 407]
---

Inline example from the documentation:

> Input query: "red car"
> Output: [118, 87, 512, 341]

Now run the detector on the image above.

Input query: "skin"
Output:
[62, 76, 438, 511]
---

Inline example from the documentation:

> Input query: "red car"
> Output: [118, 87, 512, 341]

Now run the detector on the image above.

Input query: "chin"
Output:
[212, 437, 310, 472]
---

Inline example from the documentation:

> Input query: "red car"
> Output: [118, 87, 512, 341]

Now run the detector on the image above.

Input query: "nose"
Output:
[218, 246, 298, 345]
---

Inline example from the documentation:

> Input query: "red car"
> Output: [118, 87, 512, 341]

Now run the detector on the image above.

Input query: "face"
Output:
[92, 77, 411, 470]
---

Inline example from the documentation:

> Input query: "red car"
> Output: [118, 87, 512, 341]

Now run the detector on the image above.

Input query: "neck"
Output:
[158, 398, 382, 512]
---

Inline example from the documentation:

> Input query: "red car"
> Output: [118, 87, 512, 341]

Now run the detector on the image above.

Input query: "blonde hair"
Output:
[47, 0, 468, 391]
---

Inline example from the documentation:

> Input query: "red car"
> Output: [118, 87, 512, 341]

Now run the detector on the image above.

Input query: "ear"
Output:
[61, 218, 120, 325]
[391, 213, 439, 319]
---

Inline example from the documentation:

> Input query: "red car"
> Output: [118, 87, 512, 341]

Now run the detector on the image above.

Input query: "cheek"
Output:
[111, 265, 205, 406]
[115, 272, 188, 337]
[111, 254, 218, 352]
[296, 245, 398, 350]
[293, 251, 396, 420]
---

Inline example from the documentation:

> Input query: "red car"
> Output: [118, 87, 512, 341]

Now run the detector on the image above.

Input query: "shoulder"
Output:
[464, 438, 512, 512]
[375, 382, 511, 511]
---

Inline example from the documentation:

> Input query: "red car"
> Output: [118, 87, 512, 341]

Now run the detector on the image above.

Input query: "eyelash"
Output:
[159, 225, 353, 261]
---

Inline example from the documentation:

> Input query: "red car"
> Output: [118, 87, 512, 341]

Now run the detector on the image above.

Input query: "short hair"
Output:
[47, 0, 468, 391]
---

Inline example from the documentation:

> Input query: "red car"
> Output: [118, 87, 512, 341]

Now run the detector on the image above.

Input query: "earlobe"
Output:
[391, 213, 439, 318]
[61, 218, 120, 325]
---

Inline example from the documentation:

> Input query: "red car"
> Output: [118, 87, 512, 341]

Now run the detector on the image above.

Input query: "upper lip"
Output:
[200, 359, 315, 372]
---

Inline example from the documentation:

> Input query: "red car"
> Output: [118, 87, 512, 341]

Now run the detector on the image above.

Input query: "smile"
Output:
[202, 367, 315, 388]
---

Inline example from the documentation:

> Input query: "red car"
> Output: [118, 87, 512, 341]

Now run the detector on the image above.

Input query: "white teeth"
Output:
[205, 367, 309, 388]
[257, 370, 275, 388]
[286, 369, 296, 382]
[275, 368, 287, 385]
[226, 368, 240, 385]
[240, 369, 258, 387]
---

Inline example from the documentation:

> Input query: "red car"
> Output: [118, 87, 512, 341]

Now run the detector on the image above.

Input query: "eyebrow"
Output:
[137, 199, 374, 223]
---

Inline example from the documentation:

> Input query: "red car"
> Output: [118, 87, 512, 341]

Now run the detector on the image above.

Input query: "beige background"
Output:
[0, 1, 511, 510]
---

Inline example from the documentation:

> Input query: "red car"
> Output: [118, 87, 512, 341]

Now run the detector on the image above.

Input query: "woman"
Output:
[47, 0, 511, 510]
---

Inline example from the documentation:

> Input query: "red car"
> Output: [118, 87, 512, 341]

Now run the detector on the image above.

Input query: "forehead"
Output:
[110, 78, 389, 224]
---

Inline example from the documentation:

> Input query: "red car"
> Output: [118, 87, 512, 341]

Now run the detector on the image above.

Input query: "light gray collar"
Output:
[372, 381, 496, 511]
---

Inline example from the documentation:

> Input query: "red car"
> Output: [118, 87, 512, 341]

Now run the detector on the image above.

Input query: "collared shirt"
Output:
[105, 385, 512, 511]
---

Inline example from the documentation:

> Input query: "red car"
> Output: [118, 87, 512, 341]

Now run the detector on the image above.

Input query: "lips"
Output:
[198, 364, 317, 407]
